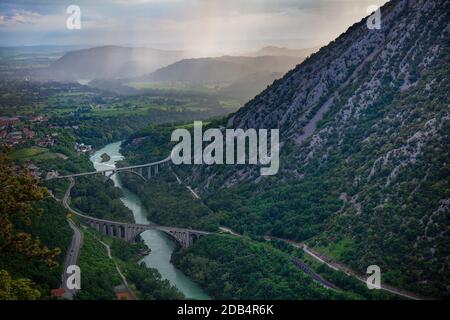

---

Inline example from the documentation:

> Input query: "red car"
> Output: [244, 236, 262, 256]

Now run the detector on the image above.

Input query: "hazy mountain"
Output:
[143, 56, 301, 85]
[247, 46, 319, 57]
[133, 55, 303, 100]
[218, 71, 284, 100]
[184, 0, 449, 298]
[45, 45, 187, 81]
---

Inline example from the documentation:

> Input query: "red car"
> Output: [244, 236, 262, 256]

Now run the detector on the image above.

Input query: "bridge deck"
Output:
[52, 156, 171, 179]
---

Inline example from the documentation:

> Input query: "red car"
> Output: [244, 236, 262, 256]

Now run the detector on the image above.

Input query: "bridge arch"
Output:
[104, 169, 147, 182]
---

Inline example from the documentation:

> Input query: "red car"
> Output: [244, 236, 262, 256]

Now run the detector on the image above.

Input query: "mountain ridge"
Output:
[46, 45, 187, 80]
[140, 55, 303, 85]
[181, 0, 449, 298]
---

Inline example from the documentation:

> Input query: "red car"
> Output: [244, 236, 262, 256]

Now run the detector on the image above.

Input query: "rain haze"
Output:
[0, 0, 388, 55]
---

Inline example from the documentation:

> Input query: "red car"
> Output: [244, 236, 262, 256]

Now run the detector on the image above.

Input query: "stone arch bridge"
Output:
[82, 215, 210, 248]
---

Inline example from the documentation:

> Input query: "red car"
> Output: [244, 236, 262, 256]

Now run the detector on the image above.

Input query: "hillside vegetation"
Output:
[122, 0, 450, 299]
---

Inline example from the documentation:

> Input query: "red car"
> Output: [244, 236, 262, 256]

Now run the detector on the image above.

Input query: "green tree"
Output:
[0, 147, 61, 267]
[0, 270, 41, 300]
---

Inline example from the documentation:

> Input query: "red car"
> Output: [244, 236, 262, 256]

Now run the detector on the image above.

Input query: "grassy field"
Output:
[125, 81, 214, 94]
[10, 146, 63, 162]
[312, 237, 356, 261]
[11, 146, 48, 160]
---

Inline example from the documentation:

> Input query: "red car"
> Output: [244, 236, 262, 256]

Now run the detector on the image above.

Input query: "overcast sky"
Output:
[0, 0, 388, 55]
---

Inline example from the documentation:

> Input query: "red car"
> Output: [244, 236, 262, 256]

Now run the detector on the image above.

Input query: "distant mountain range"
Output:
[44, 45, 188, 80]
[38, 45, 312, 100]
[247, 46, 319, 57]
[145, 55, 302, 84]
[85, 53, 307, 101]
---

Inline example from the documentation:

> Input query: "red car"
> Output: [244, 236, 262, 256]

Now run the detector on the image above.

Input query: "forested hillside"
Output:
[0, 150, 72, 299]
[193, 0, 450, 298]
[172, 234, 353, 300]
[121, 0, 449, 299]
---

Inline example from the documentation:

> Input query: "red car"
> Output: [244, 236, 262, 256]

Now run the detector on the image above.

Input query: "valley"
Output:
[0, 0, 448, 303]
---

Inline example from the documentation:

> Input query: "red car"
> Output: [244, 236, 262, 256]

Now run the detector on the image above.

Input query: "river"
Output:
[89, 141, 210, 300]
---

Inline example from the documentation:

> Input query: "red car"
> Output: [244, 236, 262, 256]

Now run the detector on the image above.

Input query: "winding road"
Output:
[59, 177, 83, 299]
[60, 219, 82, 299]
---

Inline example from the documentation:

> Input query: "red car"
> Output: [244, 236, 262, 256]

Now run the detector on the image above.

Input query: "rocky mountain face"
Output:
[186, 0, 449, 298]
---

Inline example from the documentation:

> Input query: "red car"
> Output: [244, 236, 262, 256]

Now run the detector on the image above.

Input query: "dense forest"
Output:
[172, 234, 354, 300]
[0, 149, 72, 299]
[78, 229, 184, 300]
[70, 176, 134, 223]
[120, 170, 219, 231]
[76, 231, 123, 300]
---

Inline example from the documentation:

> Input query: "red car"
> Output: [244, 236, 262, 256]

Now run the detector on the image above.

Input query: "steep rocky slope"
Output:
[185, 0, 449, 298]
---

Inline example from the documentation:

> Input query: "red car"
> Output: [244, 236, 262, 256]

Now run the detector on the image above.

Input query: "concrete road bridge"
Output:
[48, 156, 171, 182]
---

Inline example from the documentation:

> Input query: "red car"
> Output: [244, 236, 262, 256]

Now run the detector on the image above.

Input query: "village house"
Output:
[0, 116, 20, 128]
[46, 170, 59, 180]
[9, 131, 23, 144]
[75, 142, 93, 154]
[36, 135, 55, 147]
[29, 115, 48, 123]
[26, 163, 41, 178]
[23, 128, 35, 139]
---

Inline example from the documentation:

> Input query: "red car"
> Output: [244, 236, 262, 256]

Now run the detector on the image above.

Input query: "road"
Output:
[186, 186, 200, 199]
[97, 238, 138, 300]
[172, 171, 200, 199]
[265, 235, 422, 300]
[60, 177, 83, 300]
[61, 177, 138, 299]
[219, 226, 241, 237]
[60, 218, 83, 299]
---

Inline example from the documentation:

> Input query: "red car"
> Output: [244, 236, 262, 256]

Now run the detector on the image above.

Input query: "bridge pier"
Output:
[161, 229, 203, 248]
[124, 224, 129, 241]
[104, 170, 116, 182]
